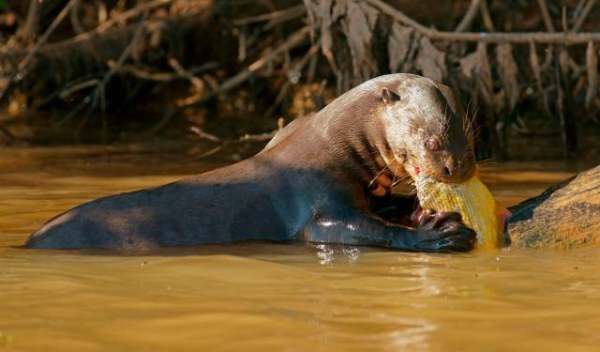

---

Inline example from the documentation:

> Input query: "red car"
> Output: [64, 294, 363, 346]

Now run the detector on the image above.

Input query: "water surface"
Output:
[1, 146, 599, 351]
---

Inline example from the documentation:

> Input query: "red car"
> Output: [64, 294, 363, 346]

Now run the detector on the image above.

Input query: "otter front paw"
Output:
[412, 209, 477, 252]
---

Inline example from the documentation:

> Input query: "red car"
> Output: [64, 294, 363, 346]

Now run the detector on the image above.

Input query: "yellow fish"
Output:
[415, 174, 507, 250]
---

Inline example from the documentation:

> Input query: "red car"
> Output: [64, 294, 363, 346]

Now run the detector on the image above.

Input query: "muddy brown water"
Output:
[0, 146, 599, 351]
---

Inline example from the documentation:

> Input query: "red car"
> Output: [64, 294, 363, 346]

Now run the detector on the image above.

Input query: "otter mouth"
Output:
[368, 165, 422, 228]
[368, 153, 428, 227]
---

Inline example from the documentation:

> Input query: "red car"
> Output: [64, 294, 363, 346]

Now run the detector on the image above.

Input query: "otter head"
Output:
[377, 76, 475, 184]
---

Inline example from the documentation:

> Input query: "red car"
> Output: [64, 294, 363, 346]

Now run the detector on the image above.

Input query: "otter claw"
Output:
[414, 209, 476, 252]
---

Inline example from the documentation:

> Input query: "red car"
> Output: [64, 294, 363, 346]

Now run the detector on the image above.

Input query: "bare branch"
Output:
[69, 0, 85, 34]
[168, 57, 205, 93]
[479, 0, 495, 31]
[110, 62, 218, 82]
[190, 126, 222, 143]
[586, 41, 598, 108]
[573, 0, 597, 33]
[90, 15, 149, 111]
[536, 0, 556, 32]
[0, 0, 79, 105]
[233, 5, 306, 26]
[20, 0, 42, 41]
[72, 0, 175, 42]
[189, 126, 276, 159]
[264, 39, 321, 117]
[455, 0, 482, 32]
[181, 26, 311, 107]
[59, 79, 100, 99]
[366, 0, 600, 44]
[18, 0, 79, 73]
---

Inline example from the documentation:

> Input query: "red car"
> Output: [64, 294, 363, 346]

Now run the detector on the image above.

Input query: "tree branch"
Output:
[367, 0, 600, 44]
[479, 0, 495, 31]
[181, 26, 311, 107]
[233, 4, 306, 26]
[536, 0, 556, 32]
[0, 0, 79, 106]
[455, 0, 482, 32]
[573, 0, 597, 33]
[90, 15, 148, 111]
[72, 0, 175, 42]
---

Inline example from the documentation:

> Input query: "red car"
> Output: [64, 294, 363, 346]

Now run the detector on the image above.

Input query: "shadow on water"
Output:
[16, 241, 412, 269]
[17, 241, 311, 257]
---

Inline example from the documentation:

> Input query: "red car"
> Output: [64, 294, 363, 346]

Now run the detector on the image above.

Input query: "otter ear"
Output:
[381, 88, 401, 105]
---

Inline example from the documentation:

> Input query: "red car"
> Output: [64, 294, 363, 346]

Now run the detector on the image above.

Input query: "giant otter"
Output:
[25, 74, 478, 252]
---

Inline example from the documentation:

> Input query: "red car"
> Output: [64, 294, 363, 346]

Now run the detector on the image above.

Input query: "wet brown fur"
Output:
[266, 73, 476, 199]
[26, 74, 478, 251]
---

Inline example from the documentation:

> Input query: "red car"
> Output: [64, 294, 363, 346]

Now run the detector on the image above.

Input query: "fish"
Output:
[415, 174, 507, 250]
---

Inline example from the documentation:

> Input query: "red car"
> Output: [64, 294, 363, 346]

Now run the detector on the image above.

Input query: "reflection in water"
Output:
[0, 146, 599, 351]
[316, 244, 335, 265]
[388, 317, 436, 352]
[315, 245, 361, 265]
[413, 254, 441, 298]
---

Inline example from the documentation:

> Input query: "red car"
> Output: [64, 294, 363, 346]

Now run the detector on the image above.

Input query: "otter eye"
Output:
[381, 88, 401, 104]
[425, 137, 441, 152]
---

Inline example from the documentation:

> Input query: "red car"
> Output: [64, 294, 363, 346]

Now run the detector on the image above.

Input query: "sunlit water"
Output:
[1, 146, 599, 351]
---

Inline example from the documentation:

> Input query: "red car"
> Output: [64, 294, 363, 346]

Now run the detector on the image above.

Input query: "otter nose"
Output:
[443, 166, 452, 177]
[443, 157, 458, 177]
